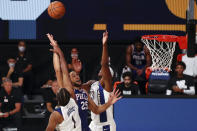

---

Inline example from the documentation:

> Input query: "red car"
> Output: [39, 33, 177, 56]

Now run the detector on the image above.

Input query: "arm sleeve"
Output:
[183, 86, 195, 95]
[183, 76, 195, 95]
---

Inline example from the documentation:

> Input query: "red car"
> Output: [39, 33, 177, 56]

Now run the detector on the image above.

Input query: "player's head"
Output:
[56, 88, 70, 106]
[2, 78, 12, 93]
[69, 70, 82, 87]
[133, 38, 143, 52]
[18, 41, 26, 52]
[52, 80, 60, 94]
[122, 71, 132, 87]
[175, 61, 186, 75]
[71, 48, 79, 59]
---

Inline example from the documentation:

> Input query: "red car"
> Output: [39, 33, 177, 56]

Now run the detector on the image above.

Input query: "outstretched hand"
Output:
[46, 33, 58, 47]
[108, 89, 122, 105]
[102, 31, 108, 45]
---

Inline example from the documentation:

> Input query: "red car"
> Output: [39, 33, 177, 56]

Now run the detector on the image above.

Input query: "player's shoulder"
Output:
[183, 74, 194, 80]
[91, 81, 99, 89]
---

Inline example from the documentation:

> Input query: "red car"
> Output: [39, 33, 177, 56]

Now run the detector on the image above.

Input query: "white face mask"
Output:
[18, 46, 25, 52]
[9, 63, 15, 68]
[71, 54, 78, 59]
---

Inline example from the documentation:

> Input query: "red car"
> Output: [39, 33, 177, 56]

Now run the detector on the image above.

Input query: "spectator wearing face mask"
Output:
[67, 48, 86, 82]
[15, 41, 34, 98]
[1, 58, 23, 89]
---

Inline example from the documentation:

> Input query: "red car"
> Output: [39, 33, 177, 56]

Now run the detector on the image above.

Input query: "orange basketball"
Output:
[48, 1, 66, 19]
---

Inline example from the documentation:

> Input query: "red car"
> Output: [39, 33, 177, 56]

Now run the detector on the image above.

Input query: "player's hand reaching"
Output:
[108, 89, 122, 105]
[49, 45, 62, 55]
[102, 31, 108, 45]
[46, 33, 58, 47]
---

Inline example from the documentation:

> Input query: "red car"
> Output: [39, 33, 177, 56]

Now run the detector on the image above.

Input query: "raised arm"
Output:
[100, 31, 113, 92]
[58, 48, 76, 99]
[49, 38, 75, 99]
[47, 34, 63, 89]
[88, 89, 122, 114]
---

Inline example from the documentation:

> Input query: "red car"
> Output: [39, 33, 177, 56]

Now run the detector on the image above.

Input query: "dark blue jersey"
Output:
[131, 45, 146, 68]
[74, 88, 90, 131]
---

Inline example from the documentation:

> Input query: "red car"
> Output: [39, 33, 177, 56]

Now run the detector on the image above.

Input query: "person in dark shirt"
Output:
[15, 41, 34, 97]
[2, 58, 23, 88]
[126, 38, 151, 94]
[166, 61, 195, 95]
[116, 71, 140, 96]
[42, 79, 59, 128]
[0, 78, 22, 130]
[67, 48, 86, 82]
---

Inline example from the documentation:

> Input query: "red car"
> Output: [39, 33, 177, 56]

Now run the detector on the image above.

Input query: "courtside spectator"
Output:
[0, 78, 22, 130]
[42, 80, 59, 128]
[67, 48, 86, 82]
[166, 61, 195, 95]
[116, 71, 140, 96]
[2, 58, 23, 89]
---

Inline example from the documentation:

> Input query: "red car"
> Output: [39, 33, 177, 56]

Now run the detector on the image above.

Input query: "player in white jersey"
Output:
[87, 31, 117, 131]
[46, 88, 81, 131]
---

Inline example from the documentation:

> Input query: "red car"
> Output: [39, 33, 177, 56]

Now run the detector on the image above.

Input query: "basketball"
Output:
[48, 1, 66, 19]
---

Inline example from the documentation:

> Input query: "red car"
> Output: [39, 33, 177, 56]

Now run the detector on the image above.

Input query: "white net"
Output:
[141, 35, 177, 71]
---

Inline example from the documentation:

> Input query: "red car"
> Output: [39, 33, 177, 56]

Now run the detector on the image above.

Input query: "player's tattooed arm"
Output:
[88, 89, 122, 114]
[100, 31, 113, 92]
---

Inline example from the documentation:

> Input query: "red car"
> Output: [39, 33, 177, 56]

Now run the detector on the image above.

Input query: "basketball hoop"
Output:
[141, 35, 178, 72]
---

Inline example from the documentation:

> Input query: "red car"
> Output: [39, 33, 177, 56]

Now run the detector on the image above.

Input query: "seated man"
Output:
[42, 80, 59, 128]
[2, 58, 23, 89]
[0, 78, 22, 130]
[116, 71, 140, 96]
[166, 61, 195, 95]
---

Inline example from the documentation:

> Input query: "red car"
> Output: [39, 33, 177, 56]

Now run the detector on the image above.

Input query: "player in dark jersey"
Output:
[47, 33, 121, 131]
[126, 39, 151, 78]
[126, 38, 151, 94]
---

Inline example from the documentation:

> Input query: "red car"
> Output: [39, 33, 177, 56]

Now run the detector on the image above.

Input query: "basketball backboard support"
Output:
[186, 0, 197, 57]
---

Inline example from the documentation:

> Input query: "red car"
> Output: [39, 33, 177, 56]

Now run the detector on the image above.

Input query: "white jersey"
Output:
[89, 81, 116, 131]
[55, 98, 82, 131]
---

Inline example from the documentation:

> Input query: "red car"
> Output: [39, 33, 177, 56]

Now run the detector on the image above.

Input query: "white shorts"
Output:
[89, 121, 116, 131]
